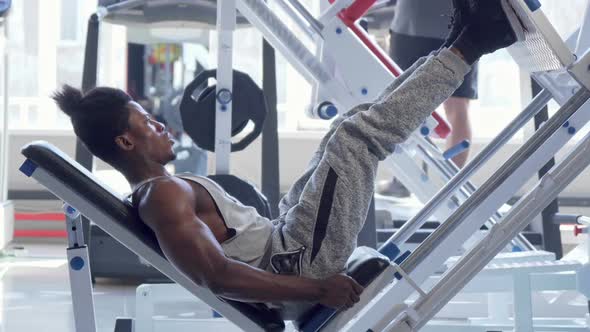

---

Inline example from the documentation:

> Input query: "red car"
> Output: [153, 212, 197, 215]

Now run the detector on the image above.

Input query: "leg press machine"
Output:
[18, 0, 590, 331]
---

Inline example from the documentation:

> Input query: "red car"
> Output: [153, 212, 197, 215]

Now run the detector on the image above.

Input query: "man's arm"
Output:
[138, 177, 362, 307]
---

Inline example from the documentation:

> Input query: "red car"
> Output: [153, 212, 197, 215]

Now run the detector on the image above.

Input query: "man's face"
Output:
[121, 101, 176, 164]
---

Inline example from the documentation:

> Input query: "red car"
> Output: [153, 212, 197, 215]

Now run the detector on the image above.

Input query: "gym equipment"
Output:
[180, 69, 268, 152]
[97, 0, 249, 30]
[19, 141, 395, 332]
[20, 69, 590, 331]
[208, 174, 272, 218]
[88, 227, 169, 282]
[241, 0, 535, 253]
[121, 0, 590, 329]
[171, 137, 208, 175]
[352, 0, 590, 329]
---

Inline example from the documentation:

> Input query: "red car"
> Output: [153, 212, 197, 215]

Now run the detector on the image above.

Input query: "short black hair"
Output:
[52, 85, 132, 166]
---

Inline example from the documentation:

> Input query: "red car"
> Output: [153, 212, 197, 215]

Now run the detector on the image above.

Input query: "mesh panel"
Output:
[508, 32, 566, 73]
[506, 0, 571, 73]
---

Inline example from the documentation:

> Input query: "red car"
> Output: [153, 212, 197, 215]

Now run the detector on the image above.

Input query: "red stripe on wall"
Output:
[14, 230, 67, 238]
[14, 213, 65, 221]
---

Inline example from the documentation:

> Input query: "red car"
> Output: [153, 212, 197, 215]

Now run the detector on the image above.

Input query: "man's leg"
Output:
[273, 49, 471, 279]
[278, 54, 433, 215]
[444, 97, 472, 167]
[443, 59, 478, 168]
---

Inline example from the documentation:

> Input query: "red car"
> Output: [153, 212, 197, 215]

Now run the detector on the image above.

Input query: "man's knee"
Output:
[327, 113, 404, 162]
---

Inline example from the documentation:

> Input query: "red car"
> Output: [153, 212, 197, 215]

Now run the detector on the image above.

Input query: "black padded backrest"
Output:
[20, 141, 284, 332]
[209, 174, 272, 219]
[21, 141, 162, 255]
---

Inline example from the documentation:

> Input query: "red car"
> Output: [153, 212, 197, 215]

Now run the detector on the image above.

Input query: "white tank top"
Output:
[135, 174, 273, 268]
[178, 175, 273, 267]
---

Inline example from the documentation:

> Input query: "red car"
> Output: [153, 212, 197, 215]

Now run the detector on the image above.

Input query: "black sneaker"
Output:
[452, 0, 524, 64]
[443, 0, 472, 48]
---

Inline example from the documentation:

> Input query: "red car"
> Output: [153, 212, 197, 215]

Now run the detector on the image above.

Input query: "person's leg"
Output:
[443, 97, 472, 167]
[389, 31, 425, 71]
[273, 0, 521, 279]
[272, 49, 472, 279]
[278, 54, 433, 215]
[443, 60, 479, 167]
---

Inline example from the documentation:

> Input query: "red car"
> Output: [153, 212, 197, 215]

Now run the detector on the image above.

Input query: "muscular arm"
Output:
[138, 178, 325, 304]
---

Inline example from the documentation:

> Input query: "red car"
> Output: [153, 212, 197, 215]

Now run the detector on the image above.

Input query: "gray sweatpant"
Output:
[268, 49, 471, 282]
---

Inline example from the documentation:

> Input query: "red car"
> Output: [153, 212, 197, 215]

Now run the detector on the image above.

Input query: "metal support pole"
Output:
[262, 38, 280, 218]
[97, 0, 147, 18]
[284, 0, 324, 34]
[64, 205, 97, 332]
[575, 1, 590, 56]
[77, 13, 100, 249]
[487, 292, 511, 324]
[77, 14, 99, 167]
[513, 273, 534, 332]
[272, 0, 317, 40]
[214, 0, 236, 174]
[380, 89, 553, 251]
[416, 141, 534, 251]
[436, 148, 535, 251]
[532, 80, 563, 258]
[0, 16, 8, 203]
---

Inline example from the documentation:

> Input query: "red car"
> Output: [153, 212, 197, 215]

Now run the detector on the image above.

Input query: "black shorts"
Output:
[389, 31, 479, 100]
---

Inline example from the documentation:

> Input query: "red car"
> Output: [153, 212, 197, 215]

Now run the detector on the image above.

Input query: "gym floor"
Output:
[0, 240, 136, 332]
[2, 238, 588, 331]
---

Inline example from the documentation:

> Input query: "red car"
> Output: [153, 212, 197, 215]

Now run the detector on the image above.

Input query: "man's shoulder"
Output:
[136, 176, 195, 208]
[133, 176, 199, 230]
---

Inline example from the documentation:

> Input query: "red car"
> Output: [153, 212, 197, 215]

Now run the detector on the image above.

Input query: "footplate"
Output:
[505, 0, 576, 73]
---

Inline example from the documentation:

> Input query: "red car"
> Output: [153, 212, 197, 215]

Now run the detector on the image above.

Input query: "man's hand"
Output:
[319, 274, 364, 310]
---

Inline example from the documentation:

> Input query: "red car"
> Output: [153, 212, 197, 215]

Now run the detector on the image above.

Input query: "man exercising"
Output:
[53, 0, 520, 315]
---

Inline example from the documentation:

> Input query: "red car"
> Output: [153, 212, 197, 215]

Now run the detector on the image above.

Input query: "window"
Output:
[7, 105, 19, 125]
[8, 0, 39, 98]
[464, 49, 522, 140]
[60, 0, 80, 42]
[7, 0, 127, 130]
[5, 0, 587, 134]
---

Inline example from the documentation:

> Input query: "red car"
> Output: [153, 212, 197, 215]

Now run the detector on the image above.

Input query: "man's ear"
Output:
[115, 134, 134, 151]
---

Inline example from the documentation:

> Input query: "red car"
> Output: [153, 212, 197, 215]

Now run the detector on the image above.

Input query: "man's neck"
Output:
[123, 162, 172, 190]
